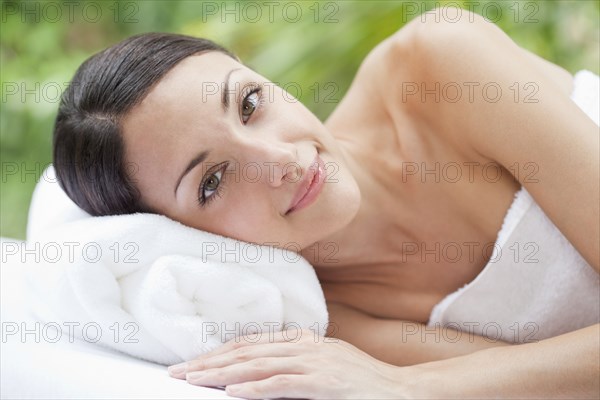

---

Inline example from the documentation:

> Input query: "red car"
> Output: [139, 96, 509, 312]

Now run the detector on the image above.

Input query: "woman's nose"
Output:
[239, 139, 299, 187]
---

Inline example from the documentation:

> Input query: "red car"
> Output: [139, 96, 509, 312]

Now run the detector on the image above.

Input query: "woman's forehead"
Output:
[140, 52, 243, 108]
[122, 53, 241, 136]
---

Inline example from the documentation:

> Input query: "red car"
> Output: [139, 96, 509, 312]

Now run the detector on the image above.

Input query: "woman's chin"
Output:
[328, 176, 361, 233]
[301, 171, 361, 249]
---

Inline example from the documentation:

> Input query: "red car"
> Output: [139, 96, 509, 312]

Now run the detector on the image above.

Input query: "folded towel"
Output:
[19, 166, 328, 365]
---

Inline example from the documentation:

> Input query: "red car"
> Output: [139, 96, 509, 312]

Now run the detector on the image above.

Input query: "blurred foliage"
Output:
[1, 0, 599, 239]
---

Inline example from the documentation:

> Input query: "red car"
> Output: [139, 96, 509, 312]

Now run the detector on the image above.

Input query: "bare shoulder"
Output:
[376, 8, 574, 148]
[395, 10, 570, 98]
[325, 9, 496, 130]
[342, 8, 504, 112]
[393, 8, 599, 272]
[328, 8, 569, 153]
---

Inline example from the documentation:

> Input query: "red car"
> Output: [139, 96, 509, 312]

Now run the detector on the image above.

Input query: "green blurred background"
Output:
[1, 0, 599, 239]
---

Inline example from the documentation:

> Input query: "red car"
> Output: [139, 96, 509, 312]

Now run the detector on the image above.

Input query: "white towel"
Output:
[427, 70, 600, 343]
[16, 166, 328, 365]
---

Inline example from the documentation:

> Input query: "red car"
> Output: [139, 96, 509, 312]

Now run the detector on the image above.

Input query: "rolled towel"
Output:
[19, 166, 328, 365]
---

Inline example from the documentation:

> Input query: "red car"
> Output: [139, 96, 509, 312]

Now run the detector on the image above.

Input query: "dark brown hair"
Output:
[53, 32, 237, 216]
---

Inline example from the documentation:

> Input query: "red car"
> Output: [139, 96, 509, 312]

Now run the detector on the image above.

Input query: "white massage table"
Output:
[0, 237, 241, 399]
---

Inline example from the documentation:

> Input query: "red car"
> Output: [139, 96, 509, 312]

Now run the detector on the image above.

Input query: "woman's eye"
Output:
[197, 163, 228, 208]
[241, 90, 260, 123]
[203, 170, 222, 198]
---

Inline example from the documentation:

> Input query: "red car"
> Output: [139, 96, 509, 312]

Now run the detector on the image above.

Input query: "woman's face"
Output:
[122, 52, 360, 250]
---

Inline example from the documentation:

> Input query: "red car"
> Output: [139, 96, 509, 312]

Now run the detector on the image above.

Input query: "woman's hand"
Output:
[167, 328, 411, 399]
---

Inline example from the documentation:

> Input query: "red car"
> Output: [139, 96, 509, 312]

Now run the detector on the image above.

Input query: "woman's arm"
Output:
[168, 322, 597, 399]
[404, 324, 600, 399]
[326, 301, 510, 366]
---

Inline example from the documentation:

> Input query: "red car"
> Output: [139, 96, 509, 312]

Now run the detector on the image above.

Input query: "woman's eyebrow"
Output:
[221, 68, 242, 113]
[174, 150, 211, 196]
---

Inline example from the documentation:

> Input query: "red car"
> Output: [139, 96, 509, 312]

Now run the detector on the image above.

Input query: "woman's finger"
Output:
[169, 341, 302, 379]
[185, 357, 305, 387]
[225, 374, 321, 400]
[168, 328, 311, 377]
[190, 342, 300, 369]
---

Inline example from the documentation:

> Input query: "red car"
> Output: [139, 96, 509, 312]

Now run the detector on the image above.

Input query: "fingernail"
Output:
[227, 384, 241, 394]
[186, 371, 204, 383]
[168, 363, 187, 376]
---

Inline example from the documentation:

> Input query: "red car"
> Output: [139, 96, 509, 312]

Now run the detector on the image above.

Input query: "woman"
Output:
[53, 8, 599, 399]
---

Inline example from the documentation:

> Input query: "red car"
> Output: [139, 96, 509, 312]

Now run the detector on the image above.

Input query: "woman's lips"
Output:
[286, 154, 326, 215]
